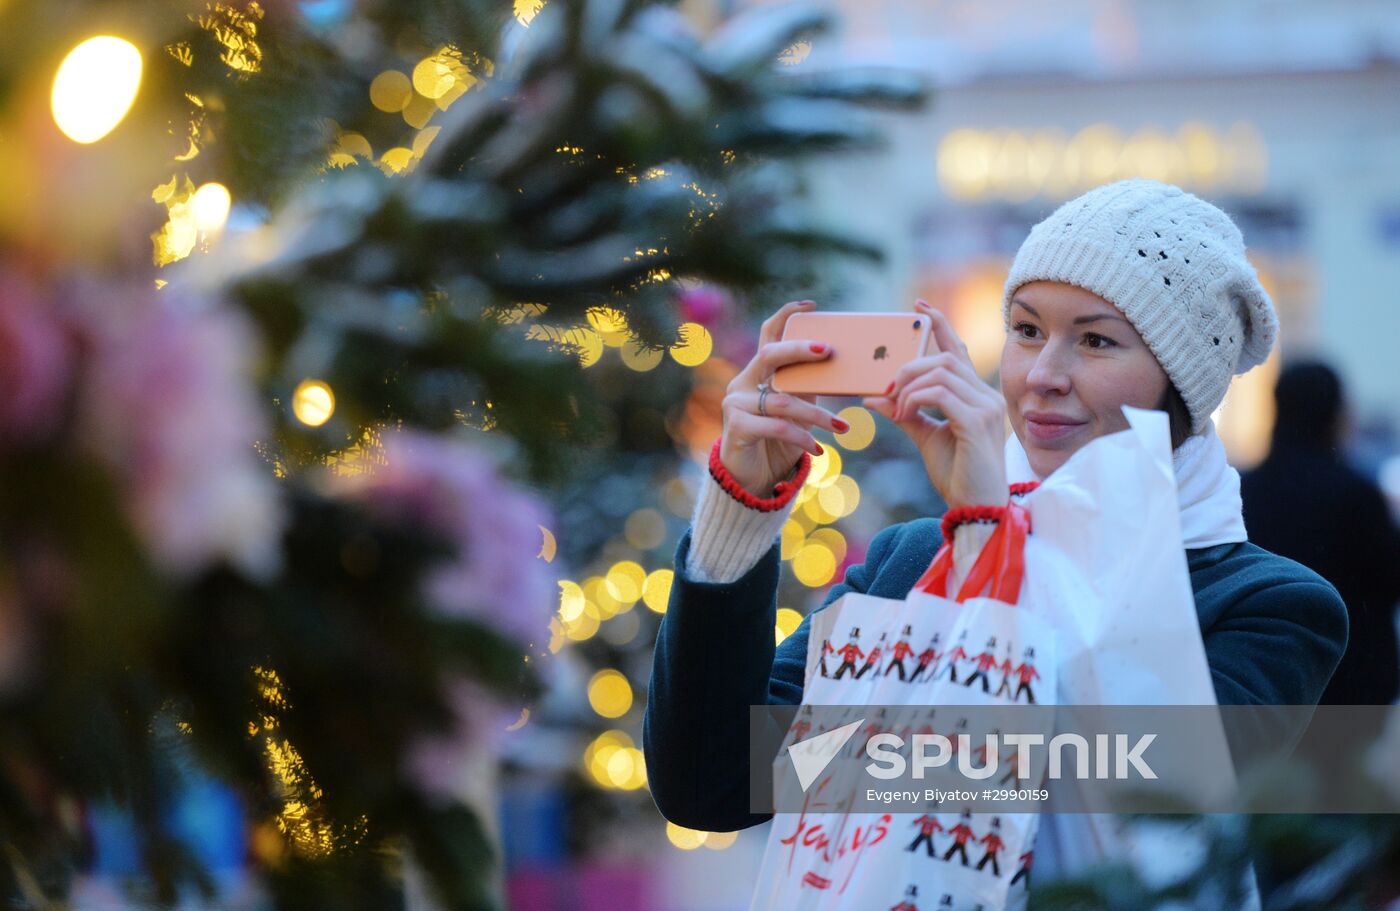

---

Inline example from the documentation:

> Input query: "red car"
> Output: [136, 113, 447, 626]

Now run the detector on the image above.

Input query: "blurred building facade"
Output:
[705, 0, 1400, 467]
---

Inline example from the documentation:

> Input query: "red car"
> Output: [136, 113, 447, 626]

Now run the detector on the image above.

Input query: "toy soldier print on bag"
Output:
[1010, 850, 1032, 887]
[818, 638, 835, 677]
[912, 633, 942, 683]
[943, 811, 975, 866]
[1013, 647, 1040, 703]
[833, 627, 864, 679]
[976, 817, 1005, 877]
[857, 632, 888, 679]
[995, 646, 1014, 698]
[940, 633, 970, 684]
[907, 813, 944, 857]
[889, 884, 920, 911]
[885, 625, 916, 679]
[964, 636, 999, 693]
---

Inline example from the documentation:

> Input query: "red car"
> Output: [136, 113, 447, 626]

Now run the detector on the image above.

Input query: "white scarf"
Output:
[1003, 417, 1248, 548]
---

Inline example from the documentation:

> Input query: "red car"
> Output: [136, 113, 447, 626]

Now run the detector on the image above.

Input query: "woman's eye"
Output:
[1083, 333, 1116, 349]
[1013, 322, 1039, 339]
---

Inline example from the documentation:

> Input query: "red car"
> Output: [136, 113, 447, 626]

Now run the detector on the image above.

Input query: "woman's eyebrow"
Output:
[1010, 299, 1129, 326]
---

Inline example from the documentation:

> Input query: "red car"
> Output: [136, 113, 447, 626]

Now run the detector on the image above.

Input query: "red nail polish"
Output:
[814, 443, 824, 455]
[832, 418, 850, 433]
[885, 381, 896, 395]
[810, 342, 827, 353]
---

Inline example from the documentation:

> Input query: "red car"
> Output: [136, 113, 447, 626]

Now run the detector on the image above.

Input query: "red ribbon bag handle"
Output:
[911, 503, 1029, 605]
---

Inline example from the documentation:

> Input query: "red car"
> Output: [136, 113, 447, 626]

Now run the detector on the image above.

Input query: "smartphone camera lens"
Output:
[913, 319, 922, 329]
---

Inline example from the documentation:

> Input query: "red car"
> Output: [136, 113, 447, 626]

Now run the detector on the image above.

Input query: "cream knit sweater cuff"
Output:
[684, 469, 793, 584]
[685, 456, 1002, 591]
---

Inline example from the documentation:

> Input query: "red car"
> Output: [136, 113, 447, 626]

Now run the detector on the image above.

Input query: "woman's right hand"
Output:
[720, 300, 849, 497]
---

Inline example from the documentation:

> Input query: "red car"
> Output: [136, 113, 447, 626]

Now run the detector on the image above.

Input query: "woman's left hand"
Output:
[861, 300, 1008, 510]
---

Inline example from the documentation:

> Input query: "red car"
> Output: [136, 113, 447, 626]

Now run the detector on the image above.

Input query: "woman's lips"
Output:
[1024, 415, 1087, 442]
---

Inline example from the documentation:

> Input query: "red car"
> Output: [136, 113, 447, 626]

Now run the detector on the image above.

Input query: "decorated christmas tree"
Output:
[0, 0, 926, 907]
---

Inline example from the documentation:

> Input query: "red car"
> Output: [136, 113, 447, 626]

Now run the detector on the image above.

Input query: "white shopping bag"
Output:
[752, 501, 1053, 911]
[749, 408, 1241, 911]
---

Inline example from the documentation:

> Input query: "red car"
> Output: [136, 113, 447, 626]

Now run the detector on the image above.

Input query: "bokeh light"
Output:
[833, 406, 876, 450]
[558, 580, 586, 622]
[292, 379, 335, 427]
[807, 445, 842, 488]
[191, 182, 232, 233]
[369, 70, 413, 112]
[703, 831, 738, 850]
[621, 339, 664, 371]
[604, 561, 645, 605]
[52, 36, 142, 144]
[775, 607, 803, 645]
[780, 519, 805, 559]
[669, 322, 712, 367]
[807, 527, 847, 565]
[666, 822, 708, 850]
[641, 568, 673, 613]
[587, 670, 633, 719]
[792, 542, 836, 587]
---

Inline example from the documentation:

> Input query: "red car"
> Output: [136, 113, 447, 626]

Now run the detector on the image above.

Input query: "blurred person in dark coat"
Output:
[1242, 360, 1400, 704]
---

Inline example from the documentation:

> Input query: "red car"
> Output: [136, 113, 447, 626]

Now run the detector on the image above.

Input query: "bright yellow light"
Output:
[564, 609, 600, 642]
[801, 492, 840, 526]
[669, 323, 712, 367]
[587, 669, 633, 719]
[604, 561, 645, 604]
[583, 576, 621, 619]
[807, 446, 841, 488]
[191, 182, 231, 233]
[52, 36, 142, 144]
[703, 831, 738, 850]
[584, 729, 633, 787]
[558, 580, 586, 622]
[775, 607, 803, 645]
[621, 339, 664, 372]
[780, 519, 805, 560]
[412, 53, 456, 100]
[792, 542, 836, 587]
[515, 0, 546, 26]
[292, 379, 335, 427]
[807, 527, 847, 565]
[822, 476, 860, 519]
[641, 568, 673, 613]
[369, 70, 412, 112]
[834, 406, 876, 450]
[666, 822, 708, 850]
[379, 147, 414, 175]
[605, 747, 647, 789]
[587, 307, 630, 347]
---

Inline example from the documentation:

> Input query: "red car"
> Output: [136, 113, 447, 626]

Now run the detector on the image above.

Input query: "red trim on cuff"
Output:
[708, 437, 813, 512]
[940, 504, 1007, 544]
[940, 482, 1040, 541]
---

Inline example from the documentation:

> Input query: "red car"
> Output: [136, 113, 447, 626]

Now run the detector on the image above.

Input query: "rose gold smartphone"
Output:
[773, 311, 934, 396]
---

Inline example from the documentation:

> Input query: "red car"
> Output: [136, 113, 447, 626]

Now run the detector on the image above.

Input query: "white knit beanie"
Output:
[1002, 178, 1278, 435]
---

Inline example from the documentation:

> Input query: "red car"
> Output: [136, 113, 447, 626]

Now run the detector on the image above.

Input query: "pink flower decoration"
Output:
[72, 281, 285, 581]
[677, 285, 729, 327]
[0, 268, 73, 448]
[330, 429, 558, 647]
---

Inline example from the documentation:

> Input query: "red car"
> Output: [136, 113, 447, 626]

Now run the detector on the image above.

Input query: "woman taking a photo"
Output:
[644, 178, 1348, 884]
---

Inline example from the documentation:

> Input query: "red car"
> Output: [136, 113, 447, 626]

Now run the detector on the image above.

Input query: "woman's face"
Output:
[1000, 281, 1171, 478]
